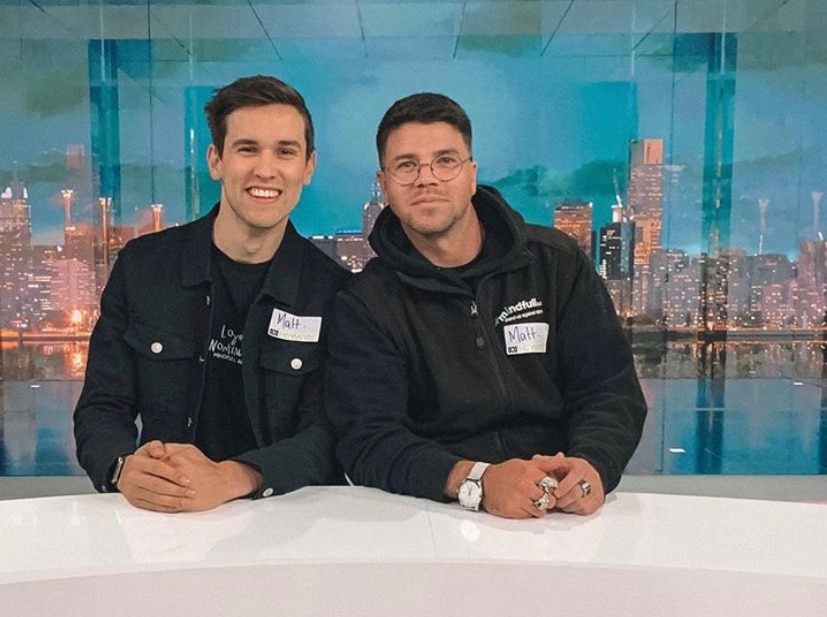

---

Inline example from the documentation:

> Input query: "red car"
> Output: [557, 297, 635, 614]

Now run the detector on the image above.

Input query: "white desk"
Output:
[1, 486, 825, 616]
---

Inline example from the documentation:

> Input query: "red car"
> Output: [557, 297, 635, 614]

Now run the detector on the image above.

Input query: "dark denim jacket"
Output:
[74, 206, 350, 497]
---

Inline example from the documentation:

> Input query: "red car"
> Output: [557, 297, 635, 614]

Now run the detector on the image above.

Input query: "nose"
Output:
[254, 151, 279, 179]
[414, 161, 438, 185]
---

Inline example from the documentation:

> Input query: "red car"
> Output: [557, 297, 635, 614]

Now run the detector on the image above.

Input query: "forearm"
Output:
[339, 425, 461, 501]
[217, 460, 262, 500]
[233, 422, 340, 497]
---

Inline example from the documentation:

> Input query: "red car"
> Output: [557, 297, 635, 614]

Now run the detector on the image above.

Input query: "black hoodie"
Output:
[325, 185, 647, 501]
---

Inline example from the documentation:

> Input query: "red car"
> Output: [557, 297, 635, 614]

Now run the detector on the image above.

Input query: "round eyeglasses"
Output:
[384, 154, 472, 185]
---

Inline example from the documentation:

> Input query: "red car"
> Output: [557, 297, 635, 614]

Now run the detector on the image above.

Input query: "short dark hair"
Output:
[376, 93, 472, 165]
[204, 75, 315, 158]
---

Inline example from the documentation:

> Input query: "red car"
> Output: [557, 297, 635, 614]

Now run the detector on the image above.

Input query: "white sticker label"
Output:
[503, 322, 549, 356]
[268, 309, 322, 343]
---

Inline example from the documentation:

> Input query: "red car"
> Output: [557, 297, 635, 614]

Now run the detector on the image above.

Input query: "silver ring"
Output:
[578, 479, 592, 498]
[537, 476, 558, 492]
[534, 493, 550, 510]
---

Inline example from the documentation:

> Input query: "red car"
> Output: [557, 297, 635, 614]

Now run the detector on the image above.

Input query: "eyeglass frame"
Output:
[381, 153, 474, 186]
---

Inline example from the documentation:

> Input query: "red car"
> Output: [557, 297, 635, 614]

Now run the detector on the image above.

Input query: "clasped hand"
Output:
[480, 453, 604, 519]
[116, 441, 260, 513]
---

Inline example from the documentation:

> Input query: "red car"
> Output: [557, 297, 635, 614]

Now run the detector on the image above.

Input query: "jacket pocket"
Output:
[124, 323, 197, 360]
[258, 343, 325, 439]
[123, 323, 198, 432]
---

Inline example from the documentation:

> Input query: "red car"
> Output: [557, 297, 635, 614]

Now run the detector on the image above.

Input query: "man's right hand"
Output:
[116, 440, 196, 512]
[479, 456, 564, 519]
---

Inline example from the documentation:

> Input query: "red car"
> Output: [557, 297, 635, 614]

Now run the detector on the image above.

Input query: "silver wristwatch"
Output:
[110, 455, 126, 489]
[457, 462, 491, 511]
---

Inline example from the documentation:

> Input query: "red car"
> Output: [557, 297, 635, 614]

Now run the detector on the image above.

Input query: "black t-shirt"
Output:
[194, 244, 269, 461]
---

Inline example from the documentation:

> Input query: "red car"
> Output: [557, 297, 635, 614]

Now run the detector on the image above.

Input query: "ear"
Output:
[207, 144, 222, 181]
[302, 150, 318, 186]
[376, 169, 388, 195]
[469, 159, 478, 195]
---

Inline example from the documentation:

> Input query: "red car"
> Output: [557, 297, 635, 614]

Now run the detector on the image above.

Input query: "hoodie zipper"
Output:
[470, 301, 486, 349]
[469, 298, 511, 424]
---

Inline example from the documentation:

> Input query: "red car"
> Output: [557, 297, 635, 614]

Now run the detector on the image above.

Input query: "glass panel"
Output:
[1, 0, 825, 477]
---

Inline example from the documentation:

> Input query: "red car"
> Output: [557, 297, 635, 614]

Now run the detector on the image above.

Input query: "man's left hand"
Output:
[533, 454, 604, 515]
[161, 444, 262, 511]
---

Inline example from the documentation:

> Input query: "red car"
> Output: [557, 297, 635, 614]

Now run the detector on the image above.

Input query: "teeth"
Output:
[249, 188, 280, 198]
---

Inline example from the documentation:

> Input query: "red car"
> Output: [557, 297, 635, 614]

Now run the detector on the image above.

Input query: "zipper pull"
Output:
[470, 301, 485, 349]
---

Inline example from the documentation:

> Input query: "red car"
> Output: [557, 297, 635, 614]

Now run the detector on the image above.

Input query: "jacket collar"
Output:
[368, 184, 531, 289]
[180, 203, 305, 308]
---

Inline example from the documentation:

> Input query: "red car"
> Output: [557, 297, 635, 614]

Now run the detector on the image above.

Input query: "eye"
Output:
[435, 154, 461, 168]
[236, 145, 257, 154]
[277, 147, 299, 158]
[394, 160, 418, 173]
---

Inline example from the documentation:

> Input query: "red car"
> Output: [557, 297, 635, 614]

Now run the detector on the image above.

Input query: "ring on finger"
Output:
[537, 475, 558, 492]
[534, 493, 550, 510]
[578, 479, 592, 498]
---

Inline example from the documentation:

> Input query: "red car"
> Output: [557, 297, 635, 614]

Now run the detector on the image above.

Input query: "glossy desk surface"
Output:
[1, 486, 825, 616]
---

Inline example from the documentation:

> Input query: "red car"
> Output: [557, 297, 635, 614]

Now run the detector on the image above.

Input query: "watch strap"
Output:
[466, 461, 491, 483]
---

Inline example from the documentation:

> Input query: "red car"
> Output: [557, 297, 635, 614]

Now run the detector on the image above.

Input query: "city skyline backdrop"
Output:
[4, 133, 827, 336]
[3, 0, 826, 477]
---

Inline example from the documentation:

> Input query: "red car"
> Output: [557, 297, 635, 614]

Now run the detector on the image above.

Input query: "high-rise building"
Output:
[627, 138, 664, 317]
[362, 181, 385, 241]
[334, 232, 373, 272]
[628, 138, 663, 260]
[0, 181, 33, 328]
[796, 239, 827, 326]
[28, 245, 61, 325]
[553, 200, 593, 259]
[50, 258, 97, 323]
[64, 223, 96, 267]
[598, 218, 634, 281]
[597, 204, 634, 317]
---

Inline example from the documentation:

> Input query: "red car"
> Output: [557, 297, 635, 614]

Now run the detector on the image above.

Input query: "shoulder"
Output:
[524, 223, 581, 258]
[343, 257, 399, 297]
[118, 218, 204, 260]
[294, 235, 352, 289]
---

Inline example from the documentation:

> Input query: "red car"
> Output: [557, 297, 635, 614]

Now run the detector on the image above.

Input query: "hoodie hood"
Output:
[368, 185, 531, 290]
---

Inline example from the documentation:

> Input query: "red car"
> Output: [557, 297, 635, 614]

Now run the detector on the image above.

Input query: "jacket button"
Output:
[290, 358, 303, 370]
[150, 342, 163, 354]
[262, 488, 274, 497]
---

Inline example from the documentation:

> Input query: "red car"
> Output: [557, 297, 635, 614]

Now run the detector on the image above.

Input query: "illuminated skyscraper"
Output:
[64, 223, 96, 267]
[627, 138, 664, 316]
[0, 180, 32, 328]
[333, 232, 374, 272]
[553, 200, 593, 259]
[51, 258, 97, 319]
[627, 139, 663, 264]
[598, 205, 634, 281]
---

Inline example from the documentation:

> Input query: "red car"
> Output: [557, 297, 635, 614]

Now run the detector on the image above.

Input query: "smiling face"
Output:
[208, 103, 316, 260]
[378, 121, 478, 258]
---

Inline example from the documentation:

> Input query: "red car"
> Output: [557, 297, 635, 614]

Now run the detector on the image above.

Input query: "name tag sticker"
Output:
[504, 322, 549, 356]
[268, 309, 322, 343]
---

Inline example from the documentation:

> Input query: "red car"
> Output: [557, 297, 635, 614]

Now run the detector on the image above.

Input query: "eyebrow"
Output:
[389, 148, 461, 162]
[230, 138, 304, 150]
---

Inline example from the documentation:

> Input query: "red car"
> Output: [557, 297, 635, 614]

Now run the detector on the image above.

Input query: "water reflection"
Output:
[1, 343, 86, 475]
[627, 336, 827, 475]
[0, 340, 825, 476]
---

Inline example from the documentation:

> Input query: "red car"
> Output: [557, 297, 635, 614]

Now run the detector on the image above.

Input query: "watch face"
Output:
[458, 480, 482, 509]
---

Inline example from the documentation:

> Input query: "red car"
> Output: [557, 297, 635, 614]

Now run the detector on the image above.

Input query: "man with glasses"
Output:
[326, 93, 647, 519]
